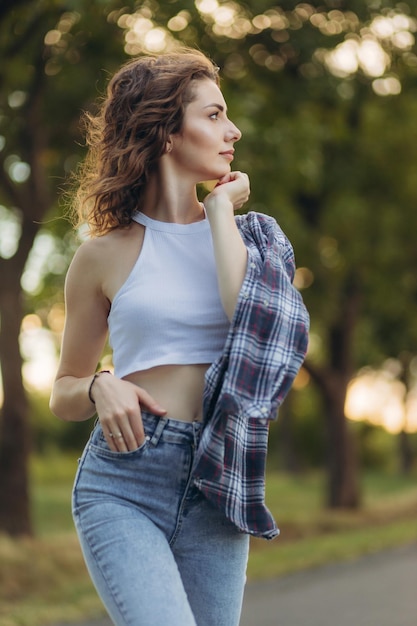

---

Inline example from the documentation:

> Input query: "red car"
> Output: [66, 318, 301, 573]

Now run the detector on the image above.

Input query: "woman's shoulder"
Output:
[68, 222, 145, 303]
[74, 224, 138, 262]
[67, 224, 137, 280]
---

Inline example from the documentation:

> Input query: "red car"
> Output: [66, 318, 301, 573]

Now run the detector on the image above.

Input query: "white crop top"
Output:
[108, 211, 231, 378]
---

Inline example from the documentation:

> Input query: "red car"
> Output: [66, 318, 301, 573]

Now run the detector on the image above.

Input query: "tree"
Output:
[0, 0, 127, 535]
[1, 0, 417, 535]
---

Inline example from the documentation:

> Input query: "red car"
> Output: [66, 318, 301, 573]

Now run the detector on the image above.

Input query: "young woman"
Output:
[50, 48, 309, 626]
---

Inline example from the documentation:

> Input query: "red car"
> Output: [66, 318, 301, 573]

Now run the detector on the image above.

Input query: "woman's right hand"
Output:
[91, 372, 167, 452]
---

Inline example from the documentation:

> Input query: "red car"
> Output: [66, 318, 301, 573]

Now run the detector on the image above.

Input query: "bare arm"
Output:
[204, 171, 250, 320]
[49, 239, 165, 451]
[49, 241, 110, 421]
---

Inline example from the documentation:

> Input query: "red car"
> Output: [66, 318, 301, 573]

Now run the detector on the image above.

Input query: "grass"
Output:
[0, 454, 416, 626]
[248, 471, 417, 579]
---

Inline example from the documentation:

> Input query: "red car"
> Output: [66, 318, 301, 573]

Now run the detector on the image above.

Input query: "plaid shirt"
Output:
[192, 211, 309, 540]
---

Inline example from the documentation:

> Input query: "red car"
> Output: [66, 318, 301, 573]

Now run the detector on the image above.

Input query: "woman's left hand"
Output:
[204, 171, 250, 213]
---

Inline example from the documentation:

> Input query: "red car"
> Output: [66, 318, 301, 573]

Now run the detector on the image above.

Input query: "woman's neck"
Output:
[141, 170, 204, 224]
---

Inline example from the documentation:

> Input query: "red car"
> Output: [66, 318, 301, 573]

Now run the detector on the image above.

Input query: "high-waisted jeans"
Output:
[72, 412, 250, 626]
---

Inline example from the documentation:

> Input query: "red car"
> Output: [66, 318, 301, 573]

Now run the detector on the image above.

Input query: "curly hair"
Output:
[73, 48, 219, 236]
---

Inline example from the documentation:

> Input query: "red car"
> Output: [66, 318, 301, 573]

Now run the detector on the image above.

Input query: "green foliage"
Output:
[29, 392, 93, 453]
[268, 387, 415, 472]
[268, 386, 326, 470]
[351, 421, 411, 471]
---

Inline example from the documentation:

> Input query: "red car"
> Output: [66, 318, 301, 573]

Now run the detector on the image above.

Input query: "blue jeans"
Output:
[72, 412, 250, 626]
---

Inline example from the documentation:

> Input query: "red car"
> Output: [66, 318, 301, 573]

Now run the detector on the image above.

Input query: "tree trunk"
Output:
[303, 272, 362, 509]
[0, 26, 49, 534]
[0, 267, 32, 535]
[323, 375, 360, 508]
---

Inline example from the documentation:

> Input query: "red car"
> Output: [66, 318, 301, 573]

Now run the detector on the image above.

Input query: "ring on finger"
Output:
[108, 432, 114, 438]
[116, 432, 123, 439]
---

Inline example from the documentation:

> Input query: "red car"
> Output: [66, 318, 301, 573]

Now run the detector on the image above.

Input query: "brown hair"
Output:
[73, 48, 219, 236]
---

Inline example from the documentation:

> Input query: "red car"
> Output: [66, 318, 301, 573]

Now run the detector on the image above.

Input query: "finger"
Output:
[123, 415, 147, 451]
[107, 423, 140, 452]
[105, 428, 118, 452]
[110, 408, 145, 450]
[218, 171, 242, 184]
[216, 173, 234, 185]
[128, 415, 147, 449]
[102, 417, 134, 451]
[112, 429, 128, 452]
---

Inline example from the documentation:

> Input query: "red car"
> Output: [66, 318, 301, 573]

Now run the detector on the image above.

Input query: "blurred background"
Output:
[0, 1, 416, 624]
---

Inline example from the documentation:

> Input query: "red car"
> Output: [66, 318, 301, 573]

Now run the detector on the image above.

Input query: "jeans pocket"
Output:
[89, 428, 150, 460]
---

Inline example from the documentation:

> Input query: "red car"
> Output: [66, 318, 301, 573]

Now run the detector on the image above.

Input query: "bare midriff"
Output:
[123, 363, 210, 423]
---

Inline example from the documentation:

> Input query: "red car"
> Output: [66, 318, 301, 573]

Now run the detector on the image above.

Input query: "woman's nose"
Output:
[228, 122, 241, 142]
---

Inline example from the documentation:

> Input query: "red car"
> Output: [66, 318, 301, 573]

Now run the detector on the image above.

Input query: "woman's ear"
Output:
[165, 138, 173, 154]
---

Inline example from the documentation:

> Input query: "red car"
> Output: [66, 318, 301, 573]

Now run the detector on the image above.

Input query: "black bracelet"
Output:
[88, 370, 111, 404]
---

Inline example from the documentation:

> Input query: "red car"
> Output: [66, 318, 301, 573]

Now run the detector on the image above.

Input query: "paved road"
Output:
[56, 543, 417, 626]
[240, 543, 417, 626]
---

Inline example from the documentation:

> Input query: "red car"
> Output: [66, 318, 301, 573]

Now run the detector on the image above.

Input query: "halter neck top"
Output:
[107, 211, 230, 377]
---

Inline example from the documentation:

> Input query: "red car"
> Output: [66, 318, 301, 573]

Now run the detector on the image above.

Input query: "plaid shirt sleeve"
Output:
[192, 212, 310, 539]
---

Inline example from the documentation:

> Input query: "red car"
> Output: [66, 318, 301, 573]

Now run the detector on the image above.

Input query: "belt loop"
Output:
[149, 417, 168, 446]
[192, 421, 202, 450]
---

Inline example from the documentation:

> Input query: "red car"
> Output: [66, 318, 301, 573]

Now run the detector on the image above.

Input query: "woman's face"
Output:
[169, 78, 241, 182]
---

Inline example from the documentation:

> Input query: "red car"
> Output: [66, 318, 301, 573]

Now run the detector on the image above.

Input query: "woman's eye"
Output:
[209, 112, 219, 120]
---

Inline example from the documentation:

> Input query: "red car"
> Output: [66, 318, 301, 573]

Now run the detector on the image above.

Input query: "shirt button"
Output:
[260, 406, 268, 414]
[263, 299, 269, 306]
[250, 262, 256, 269]
[242, 290, 249, 299]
